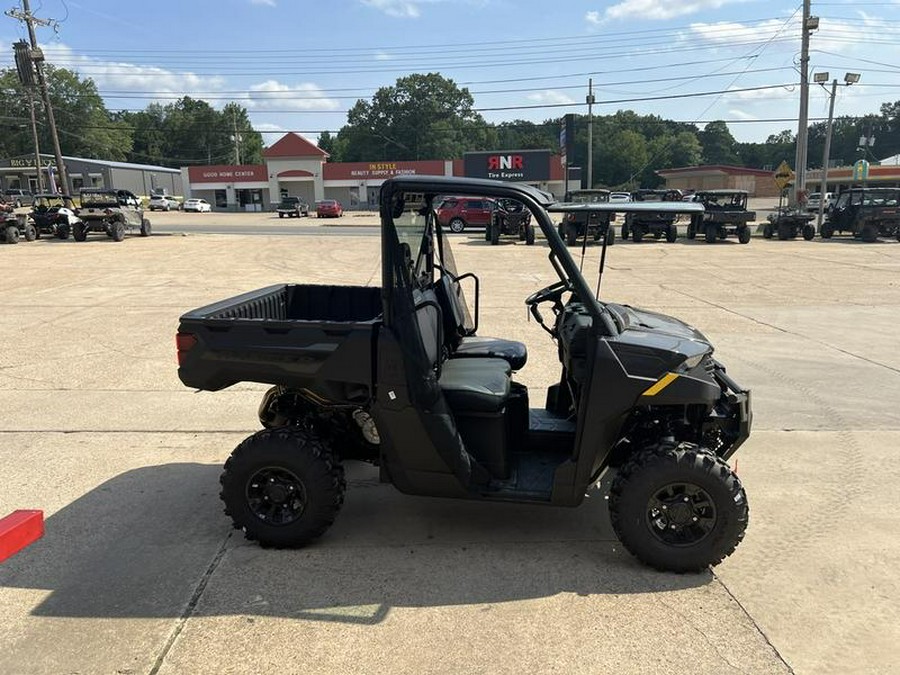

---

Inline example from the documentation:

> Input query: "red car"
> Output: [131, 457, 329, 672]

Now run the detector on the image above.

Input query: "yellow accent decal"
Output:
[642, 372, 679, 397]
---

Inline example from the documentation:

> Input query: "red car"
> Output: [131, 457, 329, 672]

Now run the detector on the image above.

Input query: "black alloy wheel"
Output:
[245, 466, 308, 526]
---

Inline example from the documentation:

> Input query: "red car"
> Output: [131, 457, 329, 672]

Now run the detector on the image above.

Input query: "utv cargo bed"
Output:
[177, 284, 381, 400]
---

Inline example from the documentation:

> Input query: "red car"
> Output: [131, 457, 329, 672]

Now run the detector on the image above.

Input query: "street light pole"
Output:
[816, 72, 860, 230]
[586, 79, 595, 189]
[793, 0, 817, 207]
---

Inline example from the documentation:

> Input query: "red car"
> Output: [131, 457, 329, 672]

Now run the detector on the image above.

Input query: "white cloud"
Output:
[375, 51, 393, 61]
[726, 109, 759, 121]
[42, 43, 225, 97]
[243, 80, 341, 111]
[362, 0, 423, 18]
[588, 0, 746, 24]
[689, 18, 791, 44]
[250, 0, 276, 6]
[527, 90, 576, 105]
[360, 0, 462, 18]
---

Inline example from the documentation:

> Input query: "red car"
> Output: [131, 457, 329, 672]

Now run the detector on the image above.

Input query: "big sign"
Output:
[463, 150, 551, 182]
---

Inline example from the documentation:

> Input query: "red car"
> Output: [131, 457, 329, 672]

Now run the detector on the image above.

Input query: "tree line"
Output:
[2, 68, 899, 188]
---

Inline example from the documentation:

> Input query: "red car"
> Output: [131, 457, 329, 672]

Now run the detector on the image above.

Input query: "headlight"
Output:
[680, 353, 705, 371]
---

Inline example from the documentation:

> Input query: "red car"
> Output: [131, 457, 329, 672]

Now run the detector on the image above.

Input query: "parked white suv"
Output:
[806, 191, 834, 212]
[149, 195, 180, 211]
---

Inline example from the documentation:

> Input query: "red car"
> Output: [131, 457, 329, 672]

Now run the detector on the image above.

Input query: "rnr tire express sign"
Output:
[463, 150, 551, 182]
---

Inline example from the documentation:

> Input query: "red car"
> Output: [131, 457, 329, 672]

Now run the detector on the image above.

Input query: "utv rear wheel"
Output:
[72, 222, 87, 241]
[490, 221, 500, 245]
[566, 225, 579, 246]
[524, 222, 535, 245]
[609, 443, 748, 573]
[220, 427, 345, 547]
[861, 224, 877, 243]
[820, 224, 834, 239]
[448, 217, 465, 234]
[24, 224, 36, 242]
[57, 225, 70, 240]
[4, 225, 19, 244]
[704, 224, 717, 244]
[605, 225, 615, 246]
[802, 224, 815, 241]
[737, 225, 751, 244]
[140, 218, 152, 237]
[632, 225, 644, 243]
[763, 223, 773, 239]
[666, 224, 677, 243]
[110, 220, 125, 242]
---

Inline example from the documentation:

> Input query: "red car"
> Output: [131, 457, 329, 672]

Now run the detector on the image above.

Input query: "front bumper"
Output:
[710, 360, 752, 459]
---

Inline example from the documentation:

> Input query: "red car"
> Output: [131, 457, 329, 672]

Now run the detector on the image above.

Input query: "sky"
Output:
[2, 0, 899, 154]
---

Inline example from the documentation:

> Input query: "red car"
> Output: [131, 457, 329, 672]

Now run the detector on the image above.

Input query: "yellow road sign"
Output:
[774, 160, 795, 190]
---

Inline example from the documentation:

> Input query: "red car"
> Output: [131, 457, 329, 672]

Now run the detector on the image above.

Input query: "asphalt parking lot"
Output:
[1, 219, 898, 674]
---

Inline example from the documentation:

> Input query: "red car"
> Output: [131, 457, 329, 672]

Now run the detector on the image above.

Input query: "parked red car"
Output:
[436, 196, 500, 233]
[316, 199, 343, 218]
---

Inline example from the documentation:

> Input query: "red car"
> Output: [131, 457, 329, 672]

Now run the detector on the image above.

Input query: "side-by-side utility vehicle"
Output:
[622, 189, 682, 242]
[558, 189, 615, 246]
[30, 194, 80, 239]
[687, 190, 755, 244]
[821, 187, 900, 242]
[76, 189, 151, 241]
[176, 177, 751, 573]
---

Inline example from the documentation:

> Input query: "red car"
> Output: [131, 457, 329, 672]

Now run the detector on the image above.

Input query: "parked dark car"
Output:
[276, 196, 310, 218]
[316, 199, 343, 218]
[822, 187, 900, 242]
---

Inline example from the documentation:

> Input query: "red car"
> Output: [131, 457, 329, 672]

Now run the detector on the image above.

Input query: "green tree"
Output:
[335, 73, 495, 161]
[0, 65, 132, 160]
[698, 120, 739, 165]
[317, 130, 336, 157]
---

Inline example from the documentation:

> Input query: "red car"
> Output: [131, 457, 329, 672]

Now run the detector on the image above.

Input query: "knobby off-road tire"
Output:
[820, 224, 834, 239]
[861, 224, 878, 243]
[490, 221, 500, 245]
[4, 224, 19, 244]
[738, 225, 751, 244]
[72, 222, 87, 241]
[140, 218, 152, 237]
[609, 443, 748, 573]
[566, 224, 579, 246]
[110, 220, 125, 242]
[57, 224, 70, 240]
[24, 224, 36, 242]
[621, 222, 630, 241]
[632, 225, 644, 243]
[220, 427, 346, 547]
[525, 222, 535, 245]
[666, 224, 677, 243]
[763, 223, 773, 239]
[705, 224, 717, 244]
[606, 225, 615, 246]
[802, 224, 815, 241]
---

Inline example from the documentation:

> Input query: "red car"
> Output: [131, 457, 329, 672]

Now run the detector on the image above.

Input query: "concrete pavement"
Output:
[1, 227, 898, 673]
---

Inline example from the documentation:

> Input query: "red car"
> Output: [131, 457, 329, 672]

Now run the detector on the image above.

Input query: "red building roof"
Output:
[657, 164, 773, 177]
[263, 133, 328, 159]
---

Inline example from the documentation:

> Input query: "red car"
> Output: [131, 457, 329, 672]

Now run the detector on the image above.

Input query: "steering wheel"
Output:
[525, 279, 571, 336]
[525, 279, 571, 307]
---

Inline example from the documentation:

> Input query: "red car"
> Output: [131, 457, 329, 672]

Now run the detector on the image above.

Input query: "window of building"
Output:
[214, 190, 227, 208]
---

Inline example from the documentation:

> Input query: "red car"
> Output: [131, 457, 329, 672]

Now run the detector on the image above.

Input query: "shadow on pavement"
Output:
[0, 462, 710, 624]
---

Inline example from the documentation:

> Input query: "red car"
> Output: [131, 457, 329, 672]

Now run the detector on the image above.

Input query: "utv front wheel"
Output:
[704, 224, 717, 244]
[609, 443, 748, 573]
[666, 224, 677, 243]
[524, 222, 535, 245]
[72, 222, 87, 241]
[737, 225, 751, 244]
[220, 427, 345, 547]
[140, 218, 152, 237]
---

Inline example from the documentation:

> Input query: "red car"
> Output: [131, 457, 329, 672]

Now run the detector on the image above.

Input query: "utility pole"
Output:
[232, 109, 242, 165]
[586, 79, 595, 189]
[793, 0, 818, 207]
[27, 91, 43, 193]
[6, 0, 70, 199]
[815, 72, 859, 229]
